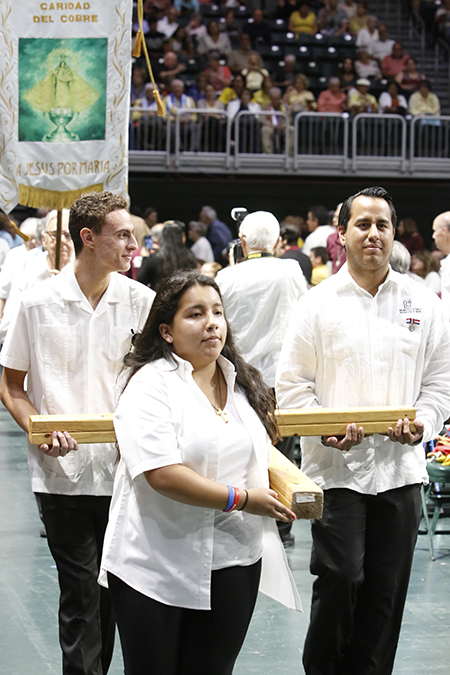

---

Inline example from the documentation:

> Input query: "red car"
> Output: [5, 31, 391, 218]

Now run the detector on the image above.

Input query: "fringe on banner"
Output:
[19, 183, 104, 210]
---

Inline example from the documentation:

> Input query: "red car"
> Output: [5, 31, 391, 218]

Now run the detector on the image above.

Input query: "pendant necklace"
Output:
[211, 367, 228, 423]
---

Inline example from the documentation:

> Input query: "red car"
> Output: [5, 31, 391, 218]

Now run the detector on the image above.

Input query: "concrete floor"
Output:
[0, 400, 449, 675]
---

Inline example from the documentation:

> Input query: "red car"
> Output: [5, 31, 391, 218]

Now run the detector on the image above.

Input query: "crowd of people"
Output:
[130, 0, 443, 152]
[1, 187, 450, 675]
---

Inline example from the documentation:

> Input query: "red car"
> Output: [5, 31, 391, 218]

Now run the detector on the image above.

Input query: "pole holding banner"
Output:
[0, 0, 133, 214]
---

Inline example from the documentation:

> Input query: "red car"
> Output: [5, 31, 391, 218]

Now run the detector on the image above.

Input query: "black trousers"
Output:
[303, 485, 421, 675]
[108, 558, 262, 675]
[37, 493, 115, 675]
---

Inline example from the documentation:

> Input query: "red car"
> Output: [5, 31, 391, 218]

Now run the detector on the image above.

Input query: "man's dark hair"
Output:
[338, 186, 397, 232]
[69, 191, 129, 256]
[280, 224, 301, 246]
[309, 205, 329, 227]
[311, 246, 327, 265]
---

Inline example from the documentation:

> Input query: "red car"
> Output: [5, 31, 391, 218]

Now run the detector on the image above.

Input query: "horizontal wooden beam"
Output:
[275, 406, 416, 437]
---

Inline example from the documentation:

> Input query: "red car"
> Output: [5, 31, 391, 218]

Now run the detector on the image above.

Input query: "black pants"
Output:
[38, 493, 115, 675]
[108, 559, 262, 675]
[303, 484, 421, 675]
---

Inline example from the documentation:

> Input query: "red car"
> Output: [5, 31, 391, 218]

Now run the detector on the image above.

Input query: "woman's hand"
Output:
[244, 487, 296, 522]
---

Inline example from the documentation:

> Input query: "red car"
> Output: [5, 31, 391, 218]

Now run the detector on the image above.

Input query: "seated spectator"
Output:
[222, 9, 240, 50]
[133, 82, 159, 118]
[198, 19, 232, 58]
[197, 83, 226, 150]
[347, 78, 378, 114]
[356, 15, 379, 50]
[145, 19, 166, 59]
[131, 67, 148, 104]
[197, 83, 226, 112]
[164, 78, 197, 119]
[228, 33, 263, 75]
[261, 87, 294, 154]
[318, 0, 348, 37]
[206, 52, 233, 92]
[368, 22, 395, 62]
[227, 88, 262, 120]
[339, 0, 356, 21]
[284, 73, 317, 112]
[241, 56, 270, 93]
[276, 0, 301, 23]
[164, 80, 198, 151]
[143, 0, 171, 20]
[309, 246, 330, 285]
[157, 6, 180, 39]
[186, 12, 207, 50]
[133, 5, 150, 36]
[243, 9, 272, 48]
[274, 54, 301, 90]
[395, 57, 425, 94]
[317, 77, 347, 113]
[227, 88, 262, 152]
[218, 73, 245, 105]
[157, 51, 186, 89]
[188, 221, 215, 264]
[288, 3, 317, 37]
[173, 0, 199, 15]
[355, 47, 381, 79]
[435, 0, 450, 44]
[338, 56, 358, 93]
[348, 1, 368, 35]
[396, 216, 425, 254]
[252, 76, 274, 107]
[410, 250, 441, 294]
[378, 80, 408, 114]
[188, 71, 210, 102]
[169, 25, 194, 60]
[381, 41, 410, 78]
[408, 80, 441, 116]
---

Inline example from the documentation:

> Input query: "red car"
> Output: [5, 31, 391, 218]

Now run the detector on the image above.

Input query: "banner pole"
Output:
[55, 209, 62, 271]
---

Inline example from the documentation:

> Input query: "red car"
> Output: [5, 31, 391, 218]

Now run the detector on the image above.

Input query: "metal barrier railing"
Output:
[352, 113, 407, 173]
[129, 108, 450, 177]
[293, 112, 349, 171]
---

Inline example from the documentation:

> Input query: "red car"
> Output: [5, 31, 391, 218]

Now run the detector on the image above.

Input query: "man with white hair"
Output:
[199, 205, 233, 264]
[216, 211, 308, 546]
[432, 210, 450, 315]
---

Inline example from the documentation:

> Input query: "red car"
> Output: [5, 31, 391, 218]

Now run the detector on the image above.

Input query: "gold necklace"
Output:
[211, 367, 228, 423]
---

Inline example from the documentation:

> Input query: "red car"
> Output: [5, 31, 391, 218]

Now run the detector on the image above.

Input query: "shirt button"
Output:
[204, 552, 208, 558]
[203, 563, 208, 568]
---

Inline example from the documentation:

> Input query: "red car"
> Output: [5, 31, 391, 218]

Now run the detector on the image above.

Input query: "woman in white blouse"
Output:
[100, 270, 299, 675]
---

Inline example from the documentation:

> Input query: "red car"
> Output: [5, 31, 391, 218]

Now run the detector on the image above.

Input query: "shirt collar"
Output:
[57, 263, 125, 304]
[333, 261, 397, 295]
[158, 352, 237, 386]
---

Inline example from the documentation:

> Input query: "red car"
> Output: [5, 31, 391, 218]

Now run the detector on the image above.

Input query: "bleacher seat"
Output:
[200, 3, 221, 18]
[259, 44, 284, 67]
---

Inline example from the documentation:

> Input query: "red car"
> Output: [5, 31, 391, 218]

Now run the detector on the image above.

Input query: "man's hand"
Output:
[39, 431, 78, 457]
[322, 423, 364, 451]
[387, 417, 424, 445]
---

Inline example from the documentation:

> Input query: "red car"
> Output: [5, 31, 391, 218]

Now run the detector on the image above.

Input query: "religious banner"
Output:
[0, 0, 132, 213]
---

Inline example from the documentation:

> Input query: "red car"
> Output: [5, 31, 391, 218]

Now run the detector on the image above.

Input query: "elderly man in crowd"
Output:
[432, 210, 450, 316]
[261, 87, 294, 155]
[0, 191, 155, 675]
[277, 186, 450, 675]
[216, 210, 308, 546]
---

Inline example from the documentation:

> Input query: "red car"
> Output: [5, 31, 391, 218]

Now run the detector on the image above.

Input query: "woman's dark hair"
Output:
[157, 223, 197, 283]
[124, 270, 280, 443]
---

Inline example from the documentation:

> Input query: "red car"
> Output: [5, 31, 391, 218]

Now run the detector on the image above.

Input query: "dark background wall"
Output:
[129, 173, 450, 247]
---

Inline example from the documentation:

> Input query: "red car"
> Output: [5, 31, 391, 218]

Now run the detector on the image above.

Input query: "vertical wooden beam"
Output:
[54, 209, 62, 271]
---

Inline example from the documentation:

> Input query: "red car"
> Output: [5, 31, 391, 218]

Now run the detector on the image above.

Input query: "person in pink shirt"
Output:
[317, 77, 347, 113]
[381, 41, 410, 78]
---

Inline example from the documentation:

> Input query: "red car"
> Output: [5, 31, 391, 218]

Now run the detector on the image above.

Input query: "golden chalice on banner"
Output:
[24, 48, 99, 143]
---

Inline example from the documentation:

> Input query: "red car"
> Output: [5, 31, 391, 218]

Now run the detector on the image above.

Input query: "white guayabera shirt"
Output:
[276, 264, 450, 494]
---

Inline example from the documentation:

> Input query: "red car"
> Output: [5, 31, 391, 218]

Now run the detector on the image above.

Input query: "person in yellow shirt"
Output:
[217, 73, 245, 105]
[288, 3, 318, 37]
[349, 0, 368, 34]
[347, 78, 378, 115]
[309, 246, 330, 285]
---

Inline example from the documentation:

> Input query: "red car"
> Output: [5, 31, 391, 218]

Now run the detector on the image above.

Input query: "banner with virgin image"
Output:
[0, 0, 132, 212]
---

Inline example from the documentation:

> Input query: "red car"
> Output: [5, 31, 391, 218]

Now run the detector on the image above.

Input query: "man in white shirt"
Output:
[0, 191, 155, 675]
[276, 186, 450, 675]
[432, 210, 450, 316]
[368, 21, 395, 62]
[216, 211, 307, 546]
[302, 204, 336, 256]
